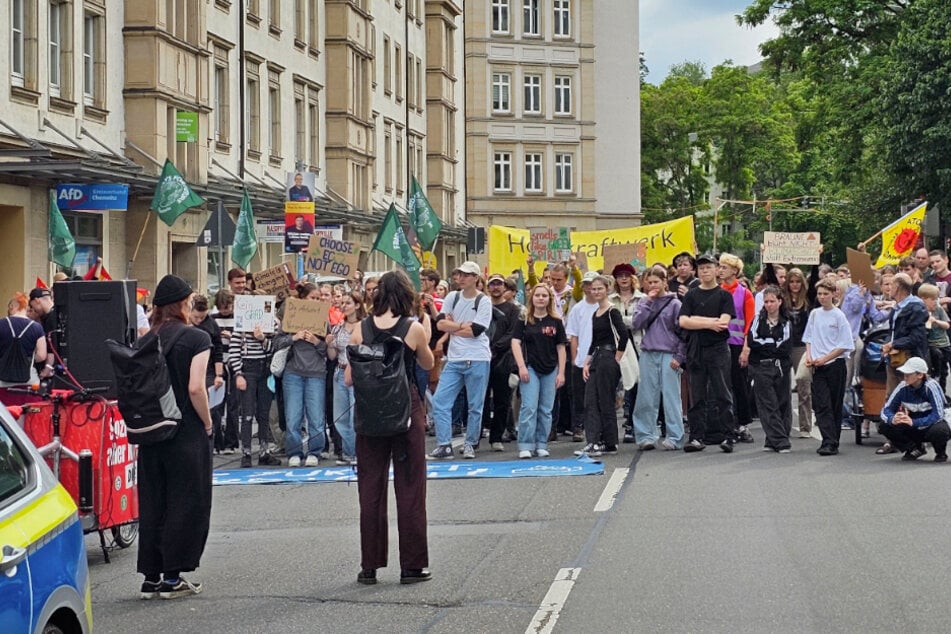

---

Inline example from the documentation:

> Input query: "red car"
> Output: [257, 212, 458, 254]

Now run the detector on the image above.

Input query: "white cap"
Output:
[454, 261, 481, 275]
[897, 357, 929, 374]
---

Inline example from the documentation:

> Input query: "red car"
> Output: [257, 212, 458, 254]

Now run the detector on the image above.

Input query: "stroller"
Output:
[850, 322, 890, 445]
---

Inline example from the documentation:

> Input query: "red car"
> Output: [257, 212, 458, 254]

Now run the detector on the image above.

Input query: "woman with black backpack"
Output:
[345, 270, 434, 586]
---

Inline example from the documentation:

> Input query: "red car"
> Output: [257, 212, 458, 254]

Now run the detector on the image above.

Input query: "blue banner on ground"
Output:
[56, 183, 129, 210]
[213, 458, 604, 486]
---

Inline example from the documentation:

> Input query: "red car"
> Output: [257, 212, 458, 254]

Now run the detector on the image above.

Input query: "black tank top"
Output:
[365, 316, 416, 377]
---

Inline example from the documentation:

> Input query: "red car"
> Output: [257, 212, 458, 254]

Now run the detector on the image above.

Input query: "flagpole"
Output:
[127, 212, 152, 279]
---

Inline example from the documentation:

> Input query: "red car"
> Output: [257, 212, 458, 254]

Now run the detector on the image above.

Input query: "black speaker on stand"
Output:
[52, 280, 137, 398]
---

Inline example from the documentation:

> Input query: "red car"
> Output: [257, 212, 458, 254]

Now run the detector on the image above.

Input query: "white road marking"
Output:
[525, 567, 581, 634]
[593, 467, 629, 512]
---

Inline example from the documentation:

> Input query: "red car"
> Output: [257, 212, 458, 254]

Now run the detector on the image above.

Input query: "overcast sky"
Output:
[640, 0, 780, 84]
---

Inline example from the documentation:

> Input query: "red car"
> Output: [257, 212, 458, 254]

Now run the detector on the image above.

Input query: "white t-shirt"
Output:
[442, 291, 492, 362]
[565, 299, 599, 368]
[802, 306, 854, 359]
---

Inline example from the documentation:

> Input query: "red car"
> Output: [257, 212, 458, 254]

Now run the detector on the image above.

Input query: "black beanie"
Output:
[152, 275, 193, 307]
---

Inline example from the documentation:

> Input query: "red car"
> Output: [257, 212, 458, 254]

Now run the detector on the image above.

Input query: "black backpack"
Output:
[347, 317, 412, 437]
[0, 317, 35, 383]
[106, 326, 187, 445]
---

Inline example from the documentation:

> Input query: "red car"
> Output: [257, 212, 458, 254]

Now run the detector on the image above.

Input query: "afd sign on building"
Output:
[56, 183, 129, 211]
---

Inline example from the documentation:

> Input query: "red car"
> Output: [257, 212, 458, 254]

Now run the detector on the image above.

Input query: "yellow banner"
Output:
[875, 202, 927, 268]
[488, 216, 696, 275]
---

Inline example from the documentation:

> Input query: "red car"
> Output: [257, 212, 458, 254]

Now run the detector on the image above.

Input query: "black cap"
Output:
[152, 274, 193, 307]
[695, 253, 717, 266]
[29, 288, 52, 301]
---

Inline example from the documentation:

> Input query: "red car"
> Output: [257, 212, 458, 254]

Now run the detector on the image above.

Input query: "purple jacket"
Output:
[632, 293, 686, 365]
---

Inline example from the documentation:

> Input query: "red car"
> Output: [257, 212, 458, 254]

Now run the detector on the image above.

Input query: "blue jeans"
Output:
[332, 368, 356, 457]
[517, 367, 557, 452]
[283, 371, 326, 459]
[432, 360, 491, 446]
[633, 350, 684, 447]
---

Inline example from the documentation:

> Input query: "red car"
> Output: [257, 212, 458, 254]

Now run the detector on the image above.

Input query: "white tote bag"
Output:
[610, 311, 639, 390]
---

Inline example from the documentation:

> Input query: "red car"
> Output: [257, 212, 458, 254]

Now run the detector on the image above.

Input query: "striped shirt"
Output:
[227, 330, 272, 375]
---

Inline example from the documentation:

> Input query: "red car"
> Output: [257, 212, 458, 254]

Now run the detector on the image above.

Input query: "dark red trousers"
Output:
[356, 389, 429, 571]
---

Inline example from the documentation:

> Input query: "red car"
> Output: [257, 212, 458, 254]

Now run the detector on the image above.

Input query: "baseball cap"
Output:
[581, 271, 599, 284]
[487, 273, 506, 284]
[454, 261, 481, 276]
[695, 253, 717, 266]
[29, 288, 52, 301]
[897, 357, 929, 374]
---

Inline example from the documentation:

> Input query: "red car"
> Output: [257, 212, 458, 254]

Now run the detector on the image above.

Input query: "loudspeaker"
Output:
[52, 280, 137, 398]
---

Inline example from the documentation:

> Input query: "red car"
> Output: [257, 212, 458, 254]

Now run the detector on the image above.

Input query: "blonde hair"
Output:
[525, 284, 559, 325]
[719, 253, 743, 273]
[918, 283, 940, 300]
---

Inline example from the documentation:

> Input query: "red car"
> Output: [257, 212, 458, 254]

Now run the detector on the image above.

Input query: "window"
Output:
[213, 46, 230, 144]
[523, 74, 541, 114]
[351, 52, 369, 118]
[62, 211, 103, 278]
[407, 53, 415, 108]
[12, 0, 25, 84]
[308, 88, 319, 168]
[396, 129, 404, 193]
[49, 2, 63, 96]
[553, 0, 570, 37]
[83, 11, 104, 107]
[555, 153, 573, 192]
[494, 151, 512, 191]
[384, 123, 393, 192]
[0, 422, 30, 505]
[554, 75, 572, 115]
[524, 153, 542, 192]
[246, 62, 260, 155]
[294, 0, 304, 41]
[492, 72, 510, 112]
[294, 91, 304, 161]
[268, 68, 281, 158]
[395, 43, 402, 101]
[307, 0, 318, 52]
[269, 0, 280, 32]
[491, 0, 509, 34]
[383, 35, 391, 94]
[523, 0, 539, 36]
[415, 57, 422, 109]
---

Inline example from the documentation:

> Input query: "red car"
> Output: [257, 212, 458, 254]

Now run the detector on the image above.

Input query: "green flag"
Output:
[48, 190, 76, 268]
[514, 269, 526, 306]
[231, 189, 258, 269]
[373, 204, 421, 289]
[407, 176, 443, 252]
[150, 159, 204, 226]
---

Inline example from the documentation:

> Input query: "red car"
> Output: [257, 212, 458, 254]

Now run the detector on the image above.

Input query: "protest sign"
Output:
[846, 247, 876, 289]
[602, 243, 647, 272]
[303, 235, 362, 278]
[252, 263, 294, 301]
[529, 227, 572, 262]
[234, 295, 276, 334]
[763, 231, 821, 265]
[573, 251, 588, 271]
[281, 297, 330, 336]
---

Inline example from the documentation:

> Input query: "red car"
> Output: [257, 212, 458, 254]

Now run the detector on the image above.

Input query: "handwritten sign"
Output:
[252, 263, 294, 301]
[529, 227, 572, 262]
[234, 295, 276, 334]
[304, 235, 362, 278]
[602, 243, 647, 273]
[763, 231, 821, 265]
[281, 297, 330, 336]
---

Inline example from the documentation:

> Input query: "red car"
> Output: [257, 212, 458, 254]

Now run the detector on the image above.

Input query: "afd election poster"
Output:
[488, 216, 696, 274]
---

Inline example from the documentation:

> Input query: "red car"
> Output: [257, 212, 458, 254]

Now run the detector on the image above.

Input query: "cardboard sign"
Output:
[846, 247, 876, 288]
[763, 231, 821, 265]
[281, 297, 331, 336]
[573, 251, 588, 271]
[529, 227, 572, 262]
[252, 263, 294, 301]
[303, 235, 361, 278]
[234, 295, 277, 333]
[602, 243, 647, 273]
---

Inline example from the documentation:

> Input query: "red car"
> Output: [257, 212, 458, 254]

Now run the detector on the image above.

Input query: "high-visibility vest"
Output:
[727, 285, 748, 346]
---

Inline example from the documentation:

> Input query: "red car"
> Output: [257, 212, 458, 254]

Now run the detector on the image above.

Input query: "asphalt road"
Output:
[87, 424, 951, 633]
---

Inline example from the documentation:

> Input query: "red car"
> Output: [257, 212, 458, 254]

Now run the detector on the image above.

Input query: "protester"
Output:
[364, 276, 380, 312]
[631, 266, 685, 450]
[564, 272, 600, 442]
[803, 278, 855, 456]
[212, 289, 238, 453]
[746, 286, 793, 452]
[927, 249, 951, 308]
[138, 274, 213, 600]
[0, 292, 48, 405]
[609, 263, 643, 443]
[512, 284, 567, 458]
[347, 270, 434, 586]
[917, 284, 951, 395]
[669, 251, 700, 299]
[188, 295, 225, 450]
[482, 274, 520, 451]
[326, 291, 367, 465]
[719, 253, 755, 443]
[881, 273, 929, 396]
[227, 267, 247, 295]
[28, 287, 57, 374]
[879, 356, 950, 462]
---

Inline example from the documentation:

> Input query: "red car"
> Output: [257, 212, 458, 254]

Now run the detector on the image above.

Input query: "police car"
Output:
[0, 405, 91, 633]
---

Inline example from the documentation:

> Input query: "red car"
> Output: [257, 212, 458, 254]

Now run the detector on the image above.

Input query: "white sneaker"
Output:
[462, 444, 476, 459]
[288, 456, 302, 467]
[304, 455, 319, 467]
[518, 450, 532, 459]
[491, 442, 504, 452]
[536, 448, 550, 458]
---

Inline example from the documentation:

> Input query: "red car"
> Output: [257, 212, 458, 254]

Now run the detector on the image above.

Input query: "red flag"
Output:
[35, 277, 48, 289]
[83, 258, 112, 281]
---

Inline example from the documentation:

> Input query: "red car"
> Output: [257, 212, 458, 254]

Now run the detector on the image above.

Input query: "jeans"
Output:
[332, 367, 356, 457]
[433, 360, 491, 446]
[632, 350, 684, 447]
[517, 367, 557, 452]
[282, 371, 327, 459]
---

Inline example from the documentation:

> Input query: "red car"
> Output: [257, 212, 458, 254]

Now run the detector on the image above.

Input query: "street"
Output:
[88, 426, 951, 633]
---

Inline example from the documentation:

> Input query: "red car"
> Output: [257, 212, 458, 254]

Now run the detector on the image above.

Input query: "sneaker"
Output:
[428, 444, 453, 460]
[536, 448, 550, 458]
[661, 439, 677, 451]
[588, 443, 604, 457]
[491, 442, 504, 452]
[840, 421, 854, 430]
[901, 445, 927, 461]
[518, 450, 532, 459]
[140, 580, 162, 600]
[223, 447, 236, 455]
[572, 431, 585, 442]
[778, 448, 791, 454]
[797, 430, 813, 439]
[357, 569, 377, 585]
[816, 444, 838, 456]
[736, 426, 754, 443]
[304, 455, 319, 467]
[683, 439, 705, 453]
[622, 431, 636, 444]
[720, 439, 734, 453]
[259, 453, 281, 466]
[761, 446, 774, 452]
[462, 443, 476, 459]
[638, 441, 656, 451]
[481, 428, 490, 438]
[934, 453, 948, 463]
[574, 443, 596, 456]
[336, 455, 356, 466]
[240, 454, 252, 468]
[602, 445, 618, 455]
[160, 576, 202, 599]
[319, 451, 332, 460]
[288, 456, 302, 468]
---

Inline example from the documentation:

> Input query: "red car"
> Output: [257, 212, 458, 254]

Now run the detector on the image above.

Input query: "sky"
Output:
[640, 0, 781, 84]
